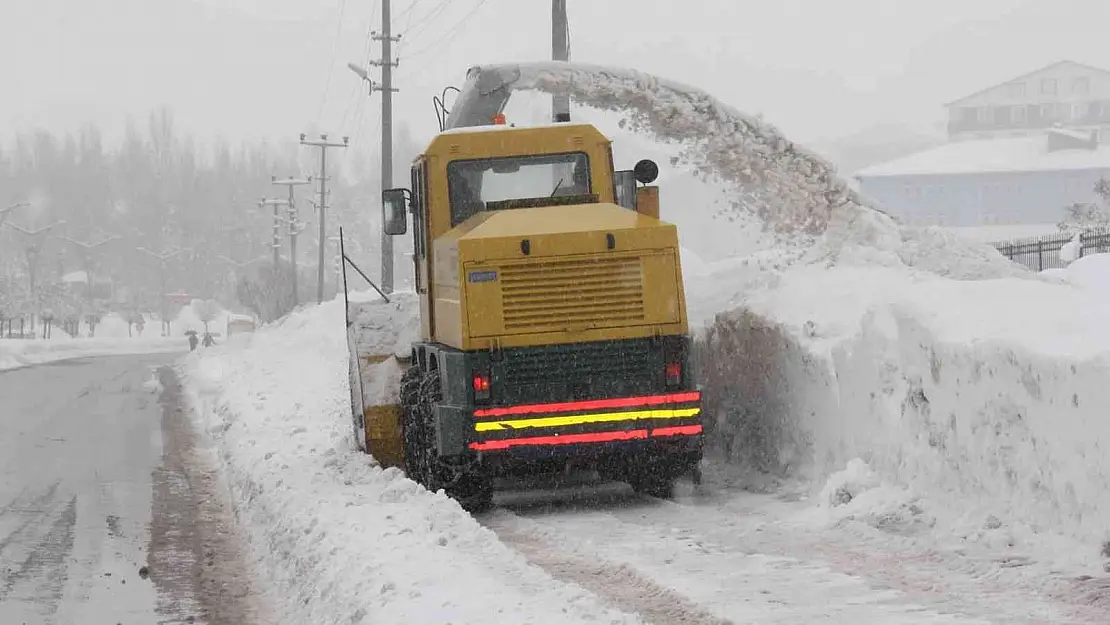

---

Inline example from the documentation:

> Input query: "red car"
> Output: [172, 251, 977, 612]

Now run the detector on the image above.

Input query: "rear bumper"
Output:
[482, 435, 702, 478]
[450, 390, 702, 463]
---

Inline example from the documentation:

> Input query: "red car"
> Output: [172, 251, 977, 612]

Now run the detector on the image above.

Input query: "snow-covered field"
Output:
[0, 304, 240, 372]
[0, 335, 185, 371]
[174, 62, 1110, 622]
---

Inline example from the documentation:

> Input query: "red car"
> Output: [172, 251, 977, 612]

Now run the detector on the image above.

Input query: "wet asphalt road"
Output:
[0, 353, 263, 625]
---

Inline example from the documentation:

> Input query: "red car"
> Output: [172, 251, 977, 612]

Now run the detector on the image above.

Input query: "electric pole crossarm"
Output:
[344, 0, 398, 294]
[298, 134, 348, 303]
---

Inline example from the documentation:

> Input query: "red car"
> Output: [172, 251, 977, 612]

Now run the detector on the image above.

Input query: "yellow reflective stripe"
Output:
[475, 407, 701, 432]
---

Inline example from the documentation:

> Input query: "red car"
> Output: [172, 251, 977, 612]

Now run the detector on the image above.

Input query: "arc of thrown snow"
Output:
[447, 61, 870, 236]
[445, 62, 1029, 280]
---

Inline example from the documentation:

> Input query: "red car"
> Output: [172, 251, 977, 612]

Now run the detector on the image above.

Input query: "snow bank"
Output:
[0, 335, 185, 371]
[181, 293, 643, 625]
[696, 256, 1110, 557]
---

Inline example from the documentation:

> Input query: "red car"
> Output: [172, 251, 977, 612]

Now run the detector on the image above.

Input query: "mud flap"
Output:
[435, 405, 471, 457]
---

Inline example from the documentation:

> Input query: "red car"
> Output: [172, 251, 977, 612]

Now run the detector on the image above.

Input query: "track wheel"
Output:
[417, 368, 493, 512]
[416, 368, 446, 491]
[448, 471, 494, 513]
[399, 365, 425, 482]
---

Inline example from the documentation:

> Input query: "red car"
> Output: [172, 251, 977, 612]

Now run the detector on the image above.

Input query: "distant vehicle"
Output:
[226, 314, 257, 337]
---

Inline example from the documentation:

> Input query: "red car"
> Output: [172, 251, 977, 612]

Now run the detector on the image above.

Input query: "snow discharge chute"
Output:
[445, 62, 1026, 281]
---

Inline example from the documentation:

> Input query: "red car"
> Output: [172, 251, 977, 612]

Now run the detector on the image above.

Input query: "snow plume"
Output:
[493, 61, 1025, 280]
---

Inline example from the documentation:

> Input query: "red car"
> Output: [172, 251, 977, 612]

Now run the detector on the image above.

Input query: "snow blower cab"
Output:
[347, 66, 702, 511]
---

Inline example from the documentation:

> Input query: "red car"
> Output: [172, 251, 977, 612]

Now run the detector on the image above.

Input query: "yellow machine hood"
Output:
[449, 203, 688, 346]
[454, 202, 678, 262]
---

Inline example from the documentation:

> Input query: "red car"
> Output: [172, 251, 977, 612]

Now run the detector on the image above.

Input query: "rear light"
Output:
[473, 373, 491, 401]
[665, 361, 682, 387]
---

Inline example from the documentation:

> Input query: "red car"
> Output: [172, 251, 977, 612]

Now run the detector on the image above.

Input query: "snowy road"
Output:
[0, 354, 266, 624]
[480, 472, 1110, 624]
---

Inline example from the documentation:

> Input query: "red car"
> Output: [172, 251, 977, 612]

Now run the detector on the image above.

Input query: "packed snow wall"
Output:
[696, 261, 1110, 547]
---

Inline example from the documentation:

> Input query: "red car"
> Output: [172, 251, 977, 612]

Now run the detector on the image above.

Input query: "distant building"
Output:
[856, 128, 1110, 226]
[946, 60, 1110, 142]
[855, 60, 1110, 228]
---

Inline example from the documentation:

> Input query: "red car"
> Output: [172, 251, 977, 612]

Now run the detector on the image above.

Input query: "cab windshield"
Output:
[447, 152, 592, 226]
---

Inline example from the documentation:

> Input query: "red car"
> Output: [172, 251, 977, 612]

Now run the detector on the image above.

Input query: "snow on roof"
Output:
[855, 135, 1110, 178]
[943, 60, 1110, 107]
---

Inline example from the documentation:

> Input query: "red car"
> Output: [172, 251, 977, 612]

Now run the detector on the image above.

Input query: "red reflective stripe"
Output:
[468, 423, 703, 451]
[469, 429, 647, 451]
[473, 391, 701, 419]
[651, 424, 703, 437]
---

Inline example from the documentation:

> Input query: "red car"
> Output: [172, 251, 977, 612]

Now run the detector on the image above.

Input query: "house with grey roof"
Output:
[856, 61, 1110, 227]
[945, 60, 1110, 142]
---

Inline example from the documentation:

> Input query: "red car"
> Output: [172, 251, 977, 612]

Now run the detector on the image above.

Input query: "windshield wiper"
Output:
[550, 178, 564, 197]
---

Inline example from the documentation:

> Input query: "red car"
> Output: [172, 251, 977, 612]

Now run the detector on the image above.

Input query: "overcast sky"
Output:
[4, 0, 1109, 151]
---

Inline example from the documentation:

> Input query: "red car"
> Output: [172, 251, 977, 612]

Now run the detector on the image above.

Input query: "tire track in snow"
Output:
[606, 481, 1110, 625]
[0, 495, 78, 620]
[147, 365, 270, 625]
[483, 484, 1003, 624]
[479, 509, 734, 625]
[0, 481, 62, 559]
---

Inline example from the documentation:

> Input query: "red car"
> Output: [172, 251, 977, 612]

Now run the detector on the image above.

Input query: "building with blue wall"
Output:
[856, 128, 1110, 227]
[855, 61, 1110, 228]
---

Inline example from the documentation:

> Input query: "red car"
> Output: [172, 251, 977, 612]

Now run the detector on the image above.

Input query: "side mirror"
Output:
[614, 170, 637, 210]
[382, 188, 408, 236]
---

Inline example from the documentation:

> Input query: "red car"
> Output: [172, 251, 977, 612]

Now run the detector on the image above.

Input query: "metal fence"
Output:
[992, 228, 1110, 271]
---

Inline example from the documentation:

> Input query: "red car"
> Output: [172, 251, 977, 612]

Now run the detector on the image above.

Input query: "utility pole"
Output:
[259, 197, 288, 269]
[136, 246, 186, 336]
[61, 234, 118, 314]
[349, 0, 401, 294]
[328, 234, 345, 298]
[376, 0, 398, 295]
[5, 220, 65, 322]
[299, 134, 348, 304]
[552, 0, 570, 123]
[271, 176, 312, 304]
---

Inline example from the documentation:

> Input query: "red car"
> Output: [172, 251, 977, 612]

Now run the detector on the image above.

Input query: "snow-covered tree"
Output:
[190, 298, 221, 332]
[1058, 178, 1110, 232]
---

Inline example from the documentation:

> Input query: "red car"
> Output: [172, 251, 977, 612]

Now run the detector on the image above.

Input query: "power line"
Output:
[399, 0, 492, 61]
[400, 0, 451, 43]
[315, 0, 351, 125]
[394, 0, 425, 25]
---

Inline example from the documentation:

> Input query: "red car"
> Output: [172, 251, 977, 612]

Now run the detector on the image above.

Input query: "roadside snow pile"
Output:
[815, 458, 933, 535]
[495, 61, 1025, 280]
[698, 254, 1110, 556]
[181, 292, 644, 625]
[348, 290, 421, 360]
[0, 335, 185, 371]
